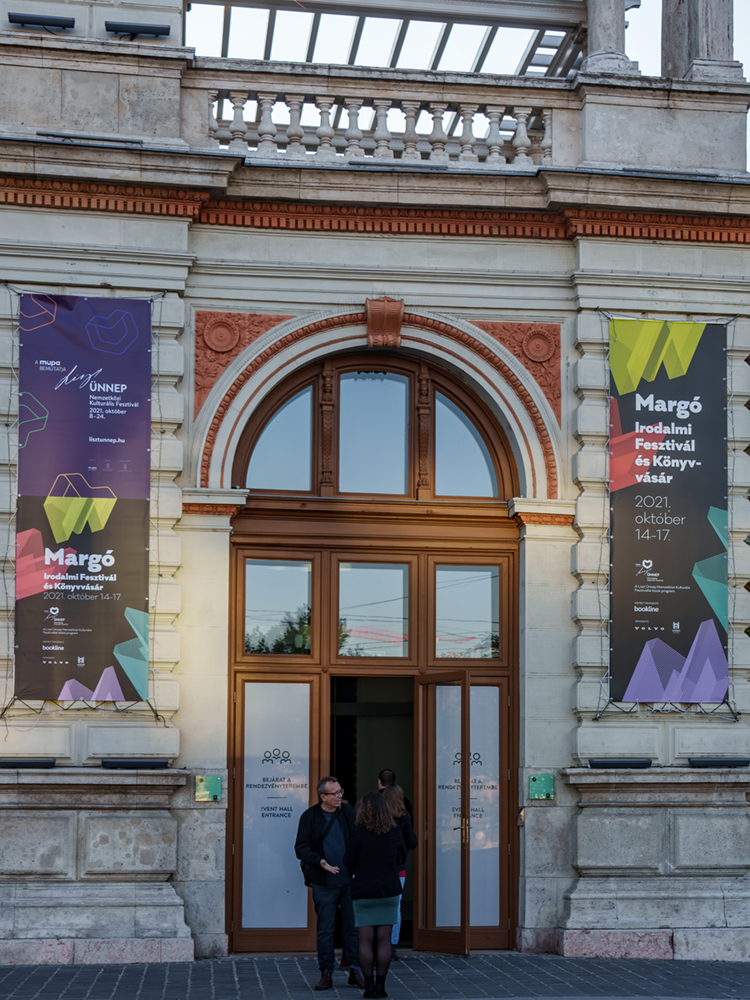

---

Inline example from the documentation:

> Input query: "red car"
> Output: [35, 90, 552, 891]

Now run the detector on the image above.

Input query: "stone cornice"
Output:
[0, 178, 209, 218]
[181, 488, 249, 518]
[3, 177, 750, 245]
[182, 503, 243, 517]
[508, 497, 577, 527]
[561, 767, 750, 807]
[514, 512, 575, 526]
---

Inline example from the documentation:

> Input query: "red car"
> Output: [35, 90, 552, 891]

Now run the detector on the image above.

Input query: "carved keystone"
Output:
[366, 296, 404, 348]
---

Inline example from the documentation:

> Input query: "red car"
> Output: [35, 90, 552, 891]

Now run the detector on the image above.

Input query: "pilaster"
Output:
[172, 487, 247, 959]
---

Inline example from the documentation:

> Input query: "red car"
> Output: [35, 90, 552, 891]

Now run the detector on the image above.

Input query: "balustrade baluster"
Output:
[512, 106, 533, 165]
[400, 101, 421, 161]
[427, 103, 449, 163]
[315, 96, 337, 160]
[458, 104, 478, 163]
[208, 90, 220, 146]
[255, 92, 278, 156]
[344, 99, 365, 158]
[285, 95, 307, 158]
[372, 99, 394, 158]
[541, 108, 553, 165]
[484, 106, 507, 165]
[228, 91, 249, 153]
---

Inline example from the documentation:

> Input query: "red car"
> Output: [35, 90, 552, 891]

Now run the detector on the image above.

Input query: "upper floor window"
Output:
[234, 355, 516, 501]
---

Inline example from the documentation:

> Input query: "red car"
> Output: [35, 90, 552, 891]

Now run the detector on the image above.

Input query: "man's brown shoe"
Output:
[348, 970, 366, 989]
[314, 969, 333, 990]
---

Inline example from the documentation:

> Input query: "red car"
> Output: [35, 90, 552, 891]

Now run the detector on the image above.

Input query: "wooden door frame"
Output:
[413, 670, 471, 956]
[226, 503, 519, 955]
[229, 669, 323, 954]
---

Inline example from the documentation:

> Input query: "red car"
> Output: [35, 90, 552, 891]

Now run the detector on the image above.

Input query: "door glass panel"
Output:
[435, 566, 499, 659]
[245, 560, 311, 654]
[435, 683, 461, 926]
[339, 562, 408, 657]
[246, 387, 312, 491]
[339, 372, 408, 494]
[242, 682, 310, 927]
[435, 392, 497, 497]
[470, 686, 500, 926]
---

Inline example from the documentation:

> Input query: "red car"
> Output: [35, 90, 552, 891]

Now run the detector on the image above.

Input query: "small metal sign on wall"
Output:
[609, 320, 729, 704]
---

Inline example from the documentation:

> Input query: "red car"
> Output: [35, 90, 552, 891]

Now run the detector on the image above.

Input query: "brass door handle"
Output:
[453, 818, 468, 842]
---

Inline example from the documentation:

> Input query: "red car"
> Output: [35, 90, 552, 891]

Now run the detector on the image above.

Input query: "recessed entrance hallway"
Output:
[331, 676, 415, 944]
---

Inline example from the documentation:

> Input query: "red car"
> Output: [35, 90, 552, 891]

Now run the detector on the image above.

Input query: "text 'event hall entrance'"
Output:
[227, 353, 520, 954]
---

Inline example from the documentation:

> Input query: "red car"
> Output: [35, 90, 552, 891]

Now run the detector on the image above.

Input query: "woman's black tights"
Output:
[357, 924, 391, 979]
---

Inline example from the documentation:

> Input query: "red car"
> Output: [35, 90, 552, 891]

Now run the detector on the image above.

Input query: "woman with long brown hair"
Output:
[381, 784, 416, 960]
[343, 792, 406, 998]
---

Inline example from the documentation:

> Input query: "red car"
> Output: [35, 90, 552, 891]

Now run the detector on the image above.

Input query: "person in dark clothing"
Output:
[377, 768, 414, 821]
[382, 783, 416, 960]
[295, 776, 365, 991]
[344, 792, 406, 999]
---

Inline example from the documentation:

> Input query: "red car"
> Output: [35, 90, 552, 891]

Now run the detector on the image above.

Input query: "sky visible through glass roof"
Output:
[184, 0, 749, 80]
[185, 3, 557, 75]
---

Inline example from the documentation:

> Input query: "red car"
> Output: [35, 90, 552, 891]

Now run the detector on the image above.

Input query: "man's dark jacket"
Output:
[295, 802, 356, 887]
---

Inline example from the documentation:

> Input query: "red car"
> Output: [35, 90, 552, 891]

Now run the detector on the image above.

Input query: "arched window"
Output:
[234, 354, 515, 500]
[246, 386, 312, 492]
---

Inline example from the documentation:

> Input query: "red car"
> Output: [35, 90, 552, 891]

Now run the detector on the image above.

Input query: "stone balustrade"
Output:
[184, 63, 577, 168]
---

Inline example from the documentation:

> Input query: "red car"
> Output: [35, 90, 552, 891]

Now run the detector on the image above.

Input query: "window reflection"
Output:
[247, 387, 312, 492]
[435, 565, 499, 658]
[339, 372, 408, 494]
[245, 560, 312, 655]
[435, 393, 497, 497]
[339, 562, 408, 657]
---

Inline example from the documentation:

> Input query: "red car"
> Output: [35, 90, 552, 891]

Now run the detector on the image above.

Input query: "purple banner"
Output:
[15, 295, 151, 702]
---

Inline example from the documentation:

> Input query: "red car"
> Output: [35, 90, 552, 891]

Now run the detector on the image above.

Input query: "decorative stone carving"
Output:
[199, 312, 559, 498]
[514, 512, 574, 527]
[522, 328, 555, 363]
[320, 367, 335, 495]
[201, 314, 242, 353]
[5, 180, 750, 248]
[473, 322, 562, 424]
[182, 503, 243, 518]
[194, 311, 293, 416]
[366, 297, 404, 348]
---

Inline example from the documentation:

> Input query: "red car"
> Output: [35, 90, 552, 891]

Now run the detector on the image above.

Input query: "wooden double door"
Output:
[227, 502, 518, 955]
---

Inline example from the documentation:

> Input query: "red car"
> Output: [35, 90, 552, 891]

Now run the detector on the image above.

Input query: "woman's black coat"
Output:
[343, 825, 407, 900]
[395, 812, 417, 853]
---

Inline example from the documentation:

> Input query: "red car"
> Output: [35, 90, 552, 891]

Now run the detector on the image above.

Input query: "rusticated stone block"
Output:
[73, 938, 161, 964]
[560, 929, 674, 959]
[517, 927, 560, 953]
[194, 933, 229, 959]
[81, 812, 177, 878]
[0, 813, 75, 877]
[0, 939, 74, 965]
[673, 928, 750, 961]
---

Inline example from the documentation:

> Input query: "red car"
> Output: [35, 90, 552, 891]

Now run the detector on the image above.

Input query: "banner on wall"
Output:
[15, 295, 151, 702]
[609, 320, 728, 703]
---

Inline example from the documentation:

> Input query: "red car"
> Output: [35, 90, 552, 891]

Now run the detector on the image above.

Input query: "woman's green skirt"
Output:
[352, 896, 400, 927]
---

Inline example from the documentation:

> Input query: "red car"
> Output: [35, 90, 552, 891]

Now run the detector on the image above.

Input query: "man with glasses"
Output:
[295, 776, 364, 991]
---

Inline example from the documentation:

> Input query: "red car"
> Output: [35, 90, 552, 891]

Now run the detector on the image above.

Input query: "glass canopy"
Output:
[185, 2, 583, 78]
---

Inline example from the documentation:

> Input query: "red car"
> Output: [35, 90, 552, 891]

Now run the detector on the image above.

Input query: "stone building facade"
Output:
[0, 0, 749, 966]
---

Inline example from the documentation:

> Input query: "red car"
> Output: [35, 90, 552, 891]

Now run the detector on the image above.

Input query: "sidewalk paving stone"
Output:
[0, 953, 747, 1000]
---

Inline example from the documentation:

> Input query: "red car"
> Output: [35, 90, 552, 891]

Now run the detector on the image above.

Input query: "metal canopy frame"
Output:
[189, 0, 584, 76]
